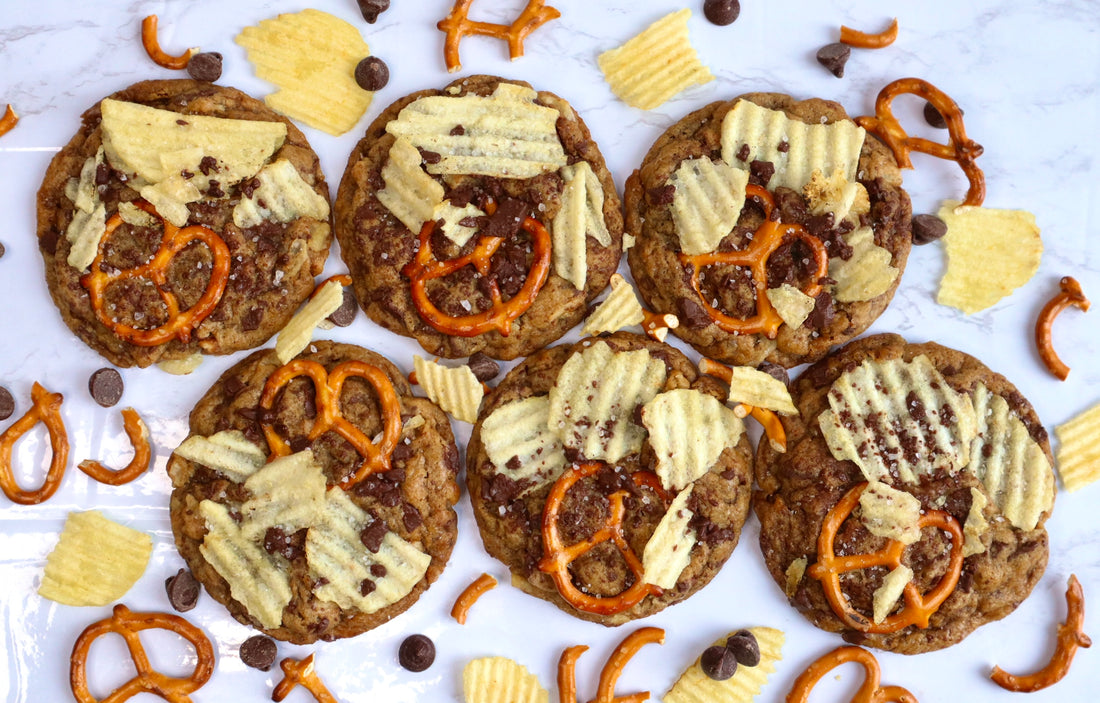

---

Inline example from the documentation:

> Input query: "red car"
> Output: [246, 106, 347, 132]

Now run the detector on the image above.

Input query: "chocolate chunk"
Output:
[805, 292, 835, 329]
[40, 229, 59, 256]
[370, 563, 387, 578]
[700, 645, 738, 681]
[816, 43, 851, 78]
[402, 502, 423, 532]
[263, 526, 304, 560]
[735, 143, 751, 162]
[199, 156, 219, 176]
[357, 0, 390, 23]
[240, 177, 260, 199]
[328, 286, 359, 327]
[95, 163, 110, 187]
[418, 148, 441, 165]
[756, 361, 789, 386]
[164, 568, 200, 612]
[359, 578, 376, 595]
[725, 630, 761, 667]
[88, 367, 124, 407]
[398, 634, 436, 673]
[223, 376, 247, 398]
[703, 0, 740, 25]
[206, 180, 224, 198]
[241, 306, 264, 332]
[677, 297, 713, 329]
[467, 351, 500, 382]
[484, 196, 527, 240]
[239, 635, 278, 671]
[749, 160, 775, 186]
[354, 56, 390, 91]
[923, 101, 962, 129]
[777, 140, 790, 153]
[450, 124, 466, 136]
[911, 213, 948, 245]
[360, 519, 388, 553]
[187, 52, 223, 82]
[0, 386, 13, 421]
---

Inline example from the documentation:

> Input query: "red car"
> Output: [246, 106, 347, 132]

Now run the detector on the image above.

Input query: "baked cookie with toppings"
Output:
[625, 92, 912, 368]
[755, 333, 1054, 653]
[334, 75, 623, 360]
[466, 331, 754, 626]
[37, 79, 332, 368]
[166, 340, 460, 643]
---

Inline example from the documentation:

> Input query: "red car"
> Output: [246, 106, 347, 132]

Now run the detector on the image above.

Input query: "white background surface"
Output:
[2, 0, 1099, 701]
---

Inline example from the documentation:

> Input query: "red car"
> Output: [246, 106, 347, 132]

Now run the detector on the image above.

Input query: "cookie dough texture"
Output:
[168, 341, 460, 643]
[334, 75, 623, 360]
[467, 332, 754, 626]
[755, 334, 1052, 654]
[37, 80, 331, 368]
[625, 92, 912, 368]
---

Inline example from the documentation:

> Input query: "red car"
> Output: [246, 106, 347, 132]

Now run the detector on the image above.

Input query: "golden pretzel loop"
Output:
[787, 645, 919, 703]
[0, 382, 68, 505]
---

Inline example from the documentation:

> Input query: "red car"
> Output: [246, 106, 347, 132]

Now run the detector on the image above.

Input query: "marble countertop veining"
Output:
[1, 0, 1099, 700]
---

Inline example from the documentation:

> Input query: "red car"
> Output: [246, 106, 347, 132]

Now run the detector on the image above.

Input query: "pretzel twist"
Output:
[272, 654, 340, 703]
[678, 185, 828, 338]
[78, 407, 152, 486]
[140, 15, 197, 69]
[786, 645, 919, 703]
[1035, 276, 1090, 381]
[69, 603, 215, 703]
[0, 382, 68, 505]
[437, 0, 561, 72]
[0, 104, 18, 137]
[807, 482, 964, 633]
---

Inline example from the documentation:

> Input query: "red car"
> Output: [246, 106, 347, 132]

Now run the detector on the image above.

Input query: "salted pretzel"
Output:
[698, 358, 788, 452]
[1035, 276, 1090, 381]
[70, 603, 215, 703]
[402, 199, 552, 338]
[787, 645, 918, 703]
[81, 200, 230, 347]
[0, 382, 68, 505]
[856, 78, 985, 207]
[272, 654, 339, 703]
[678, 184, 829, 337]
[807, 482, 964, 634]
[0, 104, 18, 137]
[140, 14, 197, 69]
[538, 462, 664, 615]
[259, 359, 402, 488]
[437, 0, 561, 72]
[78, 408, 152, 486]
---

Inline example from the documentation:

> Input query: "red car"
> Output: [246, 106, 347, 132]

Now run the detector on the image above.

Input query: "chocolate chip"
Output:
[0, 241, 5, 259]
[466, 351, 500, 382]
[239, 635, 278, 671]
[735, 143, 751, 162]
[700, 645, 738, 681]
[199, 156, 219, 176]
[756, 361, 789, 386]
[370, 563, 387, 578]
[703, 0, 740, 25]
[677, 297, 713, 329]
[911, 213, 948, 245]
[816, 43, 851, 78]
[398, 634, 436, 673]
[0, 386, 13, 421]
[725, 630, 760, 667]
[359, 578, 376, 595]
[164, 568, 200, 612]
[88, 367, 124, 407]
[354, 56, 390, 91]
[187, 52, 223, 82]
[450, 124, 466, 136]
[923, 102, 962, 129]
[418, 148, 441, 165]
[360, 519, 388, 553]
[328, 286, 359, 327]
[402, 502, 423, 532]
[206, 180, 224, 198]
[357, 0, 390, 23]
[749, 160, 775, 186]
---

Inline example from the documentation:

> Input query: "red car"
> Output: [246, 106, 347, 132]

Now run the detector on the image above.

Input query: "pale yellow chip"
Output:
[233, 158, 329, 229]
[481, 396, 567, 495]
[669, 157, 749, 256]
[38, 511, 152, 607]
[138, 174, 202, 227]
[598, 9, 714, 111]
[174, 429, 268, 482]
[765, 284, 816, 329]
[435, 201, 485, 248]
[552, 161, 610, 289]
[720, 99, 866, 192]
[784, 558, 807, 598]
[377, 137, 446, 234]
[275, 278, 345, 364]
[642, 388, 745, 491]
[642, 485, 696, 589]
[117, 200, 158, 228]
[937, 201, 1042, 314]
[236, 9, 373, 136]
[872, 564, 913, 624]
[463, 657, 549, 703]
[664, 627, 785, 703]
[414, 356, 484, 424]
[858, 481, 922, 545]
[65, 202, 107, 272]
[583, 274, 646, 336]
[1055, 400, 1100, 492]
[199, 500, 292, 629]
[818, 355, 978, 484]
[100, 98, 286, 185]
[829, 227, 899, 303]
[156, 352, 203, 375]
[68, 148, 104, 214]
[962, 486, 989, 557]
[387, 82, 567, 179]
[967, 382, 1054, 531]
[240, 450, 327, 540]
[803, 167, 869, 225]
[548, 341, 667, 463]
[308, 487, 431, 614]
[724, 366, 797, 416]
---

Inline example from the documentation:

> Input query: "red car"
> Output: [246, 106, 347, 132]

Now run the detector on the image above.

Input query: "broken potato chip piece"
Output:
[669, 157, 748, 256]
[858, 481, 922, 545]
[829, 226, 899, 303]
[463, 656, 549, 703]
[174, 429, 267, 482]
[642, 388, 745, 491]
[723, 366, 797, 416]
[39, 510, 152, 606]
[642, 485, 696, 589]
[414, 355, 484, 423]
[765, 284, 816, 329]
[480, 395, 566, 494]
[553, 161, 610, 289]
[583, 274, 646, 336]
[275, 278, 346, 364]
[664, 627, 785, 703]
[1055, 400, 1100, 492]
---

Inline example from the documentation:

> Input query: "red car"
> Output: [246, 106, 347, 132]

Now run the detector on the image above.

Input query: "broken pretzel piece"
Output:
[437, 0, 560, 73]
[273, 654, 340, 703]
[141, 15, 198, 70]
[787, 645, 918, 703]
[1035, 276, 1090, 381]
[451, 572, 498, 625]
[78, 407, 152, 486]
[0, 104, 18, 138]
[840, 18, 899, 49]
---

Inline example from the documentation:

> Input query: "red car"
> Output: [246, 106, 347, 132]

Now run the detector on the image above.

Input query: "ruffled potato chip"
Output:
[463, 657, 548, 703]
[872, 564, 913, 624]
[232, 158, 329, 229]
[174, 429, 267, 482]
[239, 450, 327, 540]
[414, 355, 484, 423]
[1055, 400, 1100, 492]
[642, 388, 744, 491]
[38, 511, 152, 607]
[669, 157, 748, 256]
[377, 137, 447, 235]
[583, 273, 646, 336]
[480, 395, 567, 495]
[723, 366, 797, 416]
[552, 161, 610, 289]
[642, 485, 696, 589]
[858, 481, 922, 545]
[765, 284, 816, 329]
[664, 627, 785, 703]
[275, 278, 345, 364]
[829, 227, 899, 303]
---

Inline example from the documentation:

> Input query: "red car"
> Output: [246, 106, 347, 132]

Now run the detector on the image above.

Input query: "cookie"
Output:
[334, 75, 622, 360]
[37, 79, 332, 368]
[466, 332, 754, 626]
[754, 334, 1054, 653]
[625, 92, 912, 368]
[167, 341, 460, 643]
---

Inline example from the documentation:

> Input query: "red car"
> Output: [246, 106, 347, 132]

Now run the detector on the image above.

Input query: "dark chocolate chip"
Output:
[206, 180, 224, 198]
[357, 0, 390, 23]
[703, 0, 740, 26]
[0, 241, 5, 259]
[777, 140, 790, 153]
[677, 297, 713, 329]
[88, 367, 124, 407]
[0, 386, 12, 421]
[911, 213, 948, 245]
[450, 124, 466, 136]
[328, 286, 359, 327]
[187, 52, 223, 82]
[418, 147, 441, 165]
[360, 519, 388, 553]
[756, 361, 789, 386]
[402, 502, 423, 532]
[923, 101, 962, 130]
[239, 635, 278, 671]
[749, 159, 775, 186]
[359, 578, 376, 595]
[41, 229, 59, 256]
[816, 43, 851, 78]
[398, 634, 436, 673]
[735, 143, 751, 162]
[725, 630, 761, 667]
[354, 56, 390, 91]
[466, 351, 500, 382]
[370, 563, 387, 578]
[199, 156, 219, 176]
[700, 645, 738, 681]
[164, 568, 200, 612]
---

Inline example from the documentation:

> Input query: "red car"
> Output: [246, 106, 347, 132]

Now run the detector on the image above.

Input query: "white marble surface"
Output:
[1, 0, 1099, 700]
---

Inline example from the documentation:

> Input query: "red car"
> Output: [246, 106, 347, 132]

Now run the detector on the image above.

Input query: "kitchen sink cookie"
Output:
[625, 92, 912, 368]
[755, 334, 1054, 654]
[37, 79, 332, 368]
[167, 341, 460, 643]
[334, 75, 623, 360]
[466, 332, 754, 626]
